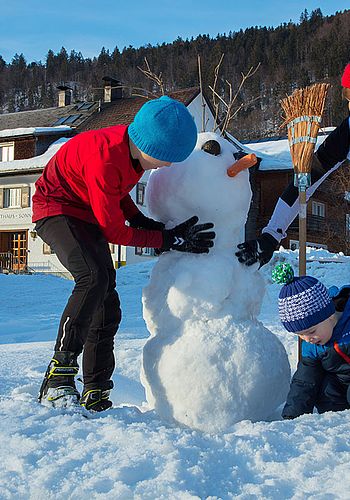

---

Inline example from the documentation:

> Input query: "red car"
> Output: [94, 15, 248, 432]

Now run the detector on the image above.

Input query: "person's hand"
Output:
[129, 212, 165, 231]
[235, 233, 278, 268]
[162, 216, 215, 254]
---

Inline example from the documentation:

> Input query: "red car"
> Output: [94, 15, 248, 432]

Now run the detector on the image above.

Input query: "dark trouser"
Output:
[35, 215, 121, 390]
[316, 373, 350, 414]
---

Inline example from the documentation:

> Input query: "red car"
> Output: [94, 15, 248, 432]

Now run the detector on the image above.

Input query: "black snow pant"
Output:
[315, 374, 350, 414]
[35, 215, 122, 390]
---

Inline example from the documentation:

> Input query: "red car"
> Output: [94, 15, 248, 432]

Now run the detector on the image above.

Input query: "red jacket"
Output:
[32, 125, 163, 248]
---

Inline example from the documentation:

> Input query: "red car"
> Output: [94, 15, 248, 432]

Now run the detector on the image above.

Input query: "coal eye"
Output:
[201, 140, 221, 156]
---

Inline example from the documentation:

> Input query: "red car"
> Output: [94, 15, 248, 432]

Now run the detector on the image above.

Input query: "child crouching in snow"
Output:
[272, 263, 350, 419]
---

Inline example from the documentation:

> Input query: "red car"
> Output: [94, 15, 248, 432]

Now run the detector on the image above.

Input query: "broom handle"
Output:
[298, 188, 307, 361]
[298, 189, 307, 275]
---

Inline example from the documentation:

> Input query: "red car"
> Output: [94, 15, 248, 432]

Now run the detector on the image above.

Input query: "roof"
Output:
[0, 88, 201, 176]
[0, 126, 72, 139]
[0, 138, 69, 177]
[0, 87, 200, 138]
[79, 87, 200, 131]
[245, 128, 334, 172]
[0, 102, 99, 135]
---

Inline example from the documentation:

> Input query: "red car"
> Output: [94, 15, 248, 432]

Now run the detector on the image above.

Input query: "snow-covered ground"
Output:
[1, 249, 350, 499]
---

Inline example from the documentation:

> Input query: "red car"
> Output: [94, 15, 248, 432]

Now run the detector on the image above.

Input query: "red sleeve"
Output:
[83, 150, 163, 248]
[120, 194, 140, 221]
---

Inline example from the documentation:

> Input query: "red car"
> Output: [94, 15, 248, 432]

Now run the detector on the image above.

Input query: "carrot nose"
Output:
[227, 153, 258, 177]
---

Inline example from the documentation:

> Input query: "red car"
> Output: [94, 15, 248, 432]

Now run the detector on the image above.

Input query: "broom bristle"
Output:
[280, 83, 330, 173]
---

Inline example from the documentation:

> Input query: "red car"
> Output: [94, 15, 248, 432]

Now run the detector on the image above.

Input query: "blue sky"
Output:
[1, 1, 349, 63]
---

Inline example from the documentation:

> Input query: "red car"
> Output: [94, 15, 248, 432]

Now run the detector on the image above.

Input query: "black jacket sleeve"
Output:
[282, 356, 324, 419]
[262, 117, 350, 242]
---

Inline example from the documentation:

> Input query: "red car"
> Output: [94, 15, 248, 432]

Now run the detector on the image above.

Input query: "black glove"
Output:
[235, 232, 278, 268]
[162, 216, 215, 254]
[129, 212, 165, 231]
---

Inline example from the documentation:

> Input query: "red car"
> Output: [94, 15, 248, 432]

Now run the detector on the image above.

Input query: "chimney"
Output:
[102, 76, 122, 103]
[57, 85, 72, 107]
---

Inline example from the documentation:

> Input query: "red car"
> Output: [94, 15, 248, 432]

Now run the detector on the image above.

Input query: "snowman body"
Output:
[141, 132, 290, 432]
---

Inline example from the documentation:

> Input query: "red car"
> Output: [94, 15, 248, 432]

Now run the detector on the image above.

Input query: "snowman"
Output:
[141, 132, 290, 433]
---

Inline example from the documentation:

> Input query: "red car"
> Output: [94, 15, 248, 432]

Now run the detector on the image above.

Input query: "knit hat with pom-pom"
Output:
[341, 63, 350, 89]
[272, 263, 335, 333]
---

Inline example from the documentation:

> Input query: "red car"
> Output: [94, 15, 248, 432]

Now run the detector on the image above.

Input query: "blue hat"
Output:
[272, 263, 335, 333]
[128, 96, 197, 163]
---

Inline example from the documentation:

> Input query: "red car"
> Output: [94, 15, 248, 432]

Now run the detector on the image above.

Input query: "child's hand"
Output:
[235, 233, 278, 268]
[161, 216, 215, 254]
[129, 212, 165, 231]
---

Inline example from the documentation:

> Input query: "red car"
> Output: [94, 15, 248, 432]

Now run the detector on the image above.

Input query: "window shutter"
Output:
[21, 186, 30, 208]
[0, 188, 3, 208]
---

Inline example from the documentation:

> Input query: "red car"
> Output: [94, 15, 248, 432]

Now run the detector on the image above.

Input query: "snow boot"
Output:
[39, 351, 80, 407]
[80, 383, 113, 412]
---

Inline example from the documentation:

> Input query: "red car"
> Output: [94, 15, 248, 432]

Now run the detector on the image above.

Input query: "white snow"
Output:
[1, 249, 350, 498]
[0, 137, 70, 173]
[0, 126, 72, 139]
[142, 132, 290, 432]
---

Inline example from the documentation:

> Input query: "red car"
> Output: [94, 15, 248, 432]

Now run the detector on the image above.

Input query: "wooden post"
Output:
[298, 187, 307, 360]
[298, 189, 307, 276]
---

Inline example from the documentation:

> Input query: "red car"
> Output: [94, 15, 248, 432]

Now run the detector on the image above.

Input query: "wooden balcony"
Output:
[289, 215, 326, 233]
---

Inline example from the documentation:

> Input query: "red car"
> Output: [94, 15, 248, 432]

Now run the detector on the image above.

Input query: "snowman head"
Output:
[146, 132, 254, 247]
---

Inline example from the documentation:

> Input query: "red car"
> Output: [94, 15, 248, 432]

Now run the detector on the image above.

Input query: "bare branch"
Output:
[214, 62, 261, 135]
[137, 57, 165, 95]
[208, 85, 229, 109]
[211, 54, 225, 131]
[197, 54, 207, 133]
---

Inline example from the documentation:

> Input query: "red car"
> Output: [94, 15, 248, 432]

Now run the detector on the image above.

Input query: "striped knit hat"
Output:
[272, 263, 335, 333]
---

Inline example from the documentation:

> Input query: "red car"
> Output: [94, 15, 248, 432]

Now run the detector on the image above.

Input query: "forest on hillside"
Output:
[0, 8, 349, 140]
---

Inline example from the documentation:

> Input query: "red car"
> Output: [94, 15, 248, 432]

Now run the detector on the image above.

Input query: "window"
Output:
[52, 117, 67, 126]
[3, 188, 21, 208]
[135, 247, 155, 257]
[346, 214, 350, 237]
[289, 239, 327, 250]
[43, 243, 55, 255]
[136, 183, 146, 205]
[290, 240, 298, 251]
[1, 186, 30, 209]
[312, 201, 325, 217]
[76, 102, 95, 111]
[143, 247, 154, 257]
[0, 143, 14, 162]
[52, 114, 82, 126]
[62, 114, 82, 124]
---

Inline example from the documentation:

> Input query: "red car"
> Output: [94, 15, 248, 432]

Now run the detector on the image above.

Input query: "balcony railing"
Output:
[289, 214, 326, 232]
[0, 252, 28, 273]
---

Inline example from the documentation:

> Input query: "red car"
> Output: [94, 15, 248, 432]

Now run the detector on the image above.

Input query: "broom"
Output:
[280, 83, 330, 359]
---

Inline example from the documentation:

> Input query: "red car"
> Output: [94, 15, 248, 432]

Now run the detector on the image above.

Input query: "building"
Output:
[0, 81, 218, 275]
